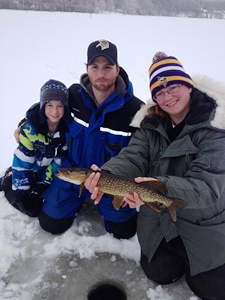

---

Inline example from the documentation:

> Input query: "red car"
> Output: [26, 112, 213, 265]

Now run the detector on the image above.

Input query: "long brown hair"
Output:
[147, 103, 168, 119]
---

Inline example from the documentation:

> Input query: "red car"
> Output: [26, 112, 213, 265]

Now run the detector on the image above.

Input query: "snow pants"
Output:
[39, 174, 138, 239]
[140, 236, 225, 300]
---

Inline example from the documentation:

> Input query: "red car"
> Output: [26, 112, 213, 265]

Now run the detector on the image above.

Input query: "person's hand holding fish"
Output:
[86, 165, 158, 209]
[85, 164, 104, 205]
[57, 165, 187, 221]
[123, 177, 158, 209]
[85, 164, 126, 207]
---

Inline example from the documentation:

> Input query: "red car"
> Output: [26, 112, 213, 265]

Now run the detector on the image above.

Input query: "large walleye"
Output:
[56, 168, 187, 222]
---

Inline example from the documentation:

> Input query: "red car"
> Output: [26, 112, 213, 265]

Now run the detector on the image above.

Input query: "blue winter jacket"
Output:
[65, 67, 144, 168]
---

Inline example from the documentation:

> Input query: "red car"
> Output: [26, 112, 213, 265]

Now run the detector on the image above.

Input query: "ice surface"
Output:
[0, 195, 197, 300]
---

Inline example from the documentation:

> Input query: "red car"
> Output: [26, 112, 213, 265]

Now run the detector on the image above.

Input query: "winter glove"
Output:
[30, 182, 50, 196]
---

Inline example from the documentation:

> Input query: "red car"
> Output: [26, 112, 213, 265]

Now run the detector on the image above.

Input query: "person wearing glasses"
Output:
[84, 52, 225, 299]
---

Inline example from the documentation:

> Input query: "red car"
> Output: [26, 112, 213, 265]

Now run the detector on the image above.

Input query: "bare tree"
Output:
[0, 0, 224, 18]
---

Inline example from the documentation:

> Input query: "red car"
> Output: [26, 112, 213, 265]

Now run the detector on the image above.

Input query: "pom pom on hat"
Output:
[149, 51, 193, 101]
[152, 51, 168, 63]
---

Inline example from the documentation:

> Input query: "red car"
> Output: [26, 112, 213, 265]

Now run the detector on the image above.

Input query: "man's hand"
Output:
[85, 164, 104, 205]
[31, 182, 50, 196]
[14, 127, 20, 143]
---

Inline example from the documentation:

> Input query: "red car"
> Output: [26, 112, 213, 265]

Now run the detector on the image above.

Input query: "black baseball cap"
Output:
[87, 39, 118, 65]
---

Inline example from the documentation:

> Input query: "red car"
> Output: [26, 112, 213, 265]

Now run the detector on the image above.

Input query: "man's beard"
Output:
[92, 79, 115, 91]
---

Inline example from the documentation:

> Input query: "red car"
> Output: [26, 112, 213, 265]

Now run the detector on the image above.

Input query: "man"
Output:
[39, 39, 144, 238]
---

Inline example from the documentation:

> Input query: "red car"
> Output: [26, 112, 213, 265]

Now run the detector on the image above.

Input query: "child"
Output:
[0, 79, 71, 217]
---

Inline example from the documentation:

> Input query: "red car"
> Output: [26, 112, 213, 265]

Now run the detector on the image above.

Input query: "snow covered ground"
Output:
[0, 9, 225, 299]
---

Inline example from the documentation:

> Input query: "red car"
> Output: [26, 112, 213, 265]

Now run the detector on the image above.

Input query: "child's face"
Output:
[45, 100, 64, 125]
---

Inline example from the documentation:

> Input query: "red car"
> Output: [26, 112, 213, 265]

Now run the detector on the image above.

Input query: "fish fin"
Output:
[79, 182, 85, 197]
[167, 198, 188, 222]
[167, 204, 177, 222]
[145, 202, 161, 212]
[143, 181, 168, 195]
[172, 198, 188, 209]
[112, 196, 124, 210]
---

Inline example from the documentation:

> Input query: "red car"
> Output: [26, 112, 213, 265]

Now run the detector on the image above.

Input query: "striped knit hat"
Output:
[149, 52, 193, 101]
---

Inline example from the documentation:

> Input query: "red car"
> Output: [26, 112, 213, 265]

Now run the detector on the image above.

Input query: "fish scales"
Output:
[56, 167, 188, 222]
[98, 173, 166, 203]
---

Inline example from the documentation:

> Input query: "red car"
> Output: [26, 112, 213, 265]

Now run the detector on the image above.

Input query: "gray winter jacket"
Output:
[101, 75, 225, 276]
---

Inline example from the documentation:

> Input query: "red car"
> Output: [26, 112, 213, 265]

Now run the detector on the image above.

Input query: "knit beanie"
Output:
[39, 79, 71, 123]
[149, 52, 193, 101]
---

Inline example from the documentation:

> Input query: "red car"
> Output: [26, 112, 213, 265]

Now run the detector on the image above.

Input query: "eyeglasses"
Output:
[153, 84, 182, 101]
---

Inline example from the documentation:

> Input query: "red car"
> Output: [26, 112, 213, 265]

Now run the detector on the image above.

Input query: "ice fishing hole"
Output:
[88, 282, 127, 300]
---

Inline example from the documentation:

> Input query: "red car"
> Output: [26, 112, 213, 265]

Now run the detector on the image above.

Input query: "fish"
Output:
[56, 167, 188, 222]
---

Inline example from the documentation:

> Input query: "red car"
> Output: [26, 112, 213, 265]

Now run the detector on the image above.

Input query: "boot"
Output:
[0, 167, 12, 192]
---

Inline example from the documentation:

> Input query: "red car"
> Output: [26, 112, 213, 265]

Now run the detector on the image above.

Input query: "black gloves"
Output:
[30, 182, 50, 196]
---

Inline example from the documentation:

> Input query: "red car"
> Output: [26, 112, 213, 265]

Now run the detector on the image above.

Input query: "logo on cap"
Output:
[158, 76, 168, 87]
[87, 39, 117, 65]
[96, 40, 110, 51]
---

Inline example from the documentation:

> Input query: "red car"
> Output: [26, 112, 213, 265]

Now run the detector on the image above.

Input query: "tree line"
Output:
[1, 0, 225, 18]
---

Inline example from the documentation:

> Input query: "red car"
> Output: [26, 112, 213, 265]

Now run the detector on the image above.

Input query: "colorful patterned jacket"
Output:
[12, 104, 68, 192]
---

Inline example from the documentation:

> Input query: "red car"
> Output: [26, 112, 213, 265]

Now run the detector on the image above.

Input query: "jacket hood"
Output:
[130, 74, 225, 130]
[26, 103, 67, 137]
[79, 66, 134, 102]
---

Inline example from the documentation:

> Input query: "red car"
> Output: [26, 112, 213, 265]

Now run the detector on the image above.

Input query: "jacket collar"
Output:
[79, 66, 133, 102]
[130, 75, 225, 130]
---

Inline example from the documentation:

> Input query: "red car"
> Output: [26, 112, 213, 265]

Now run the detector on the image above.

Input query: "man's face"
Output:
[87, 56, 120, 92]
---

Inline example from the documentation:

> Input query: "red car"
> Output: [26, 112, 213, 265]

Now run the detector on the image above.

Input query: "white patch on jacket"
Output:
[130, 75, 225, 130]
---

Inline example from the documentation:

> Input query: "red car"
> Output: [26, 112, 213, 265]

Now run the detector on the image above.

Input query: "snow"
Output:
[0, 9, 224, 299]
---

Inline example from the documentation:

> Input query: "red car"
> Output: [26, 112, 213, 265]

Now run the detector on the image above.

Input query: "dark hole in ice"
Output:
[88, 282, 126, 300]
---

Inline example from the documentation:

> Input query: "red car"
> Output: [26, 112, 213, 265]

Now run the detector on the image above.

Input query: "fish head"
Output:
[56, 168, 91, 185]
